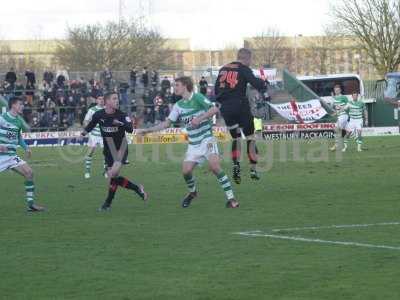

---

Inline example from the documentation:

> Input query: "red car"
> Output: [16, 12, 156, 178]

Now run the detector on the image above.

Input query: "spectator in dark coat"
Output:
[90, 81, 102, 99]
[151, 70, 158, 88]
[25, 69, 36, 105]
[199, 76, 208, 96]
[161, 76, 171, 94]
[56, 73, 66, 87]
[5, 67, 17, 89]
[43, 70, 54, 84]
[141, 67, 149, 89]
[101, 68, 113, 91]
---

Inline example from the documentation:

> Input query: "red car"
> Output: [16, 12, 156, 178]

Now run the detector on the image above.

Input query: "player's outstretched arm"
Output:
[138, 119, 172, 135]
[337, 103, 349, 114]
[18, 132, 31, 158]
[18, 132, 28, 151]
[82, 112, 100, 136]
[83, 111, 92, 127]
[242, 66, 268, 92]
[191, 106, 219, 128]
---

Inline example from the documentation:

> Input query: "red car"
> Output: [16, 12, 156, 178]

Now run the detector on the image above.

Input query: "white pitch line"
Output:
[271, 222, 400, 233]
[235, 232, 400, 251]
[30, 163, 58, 167]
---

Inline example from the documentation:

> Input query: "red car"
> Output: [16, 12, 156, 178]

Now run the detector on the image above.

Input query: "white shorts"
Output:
[184, 137, 219, 164]
[337, 115, 349, 130]
[346, 119, 363, 132]
[0, 155, 26, 172]
[87, 135, 103, 148]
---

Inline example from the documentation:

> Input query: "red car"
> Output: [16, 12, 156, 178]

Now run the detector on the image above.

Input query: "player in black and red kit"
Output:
[82, 92, 148, 211]
[215, 48, 268, 184]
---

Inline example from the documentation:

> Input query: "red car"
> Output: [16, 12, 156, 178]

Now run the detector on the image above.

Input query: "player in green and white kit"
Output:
[330, 84, 349, 151]
[138, 76, 239, 208]
[0, 97, 45, 212]
[83, 94, 107, 179]
[343, 93, 367, 152]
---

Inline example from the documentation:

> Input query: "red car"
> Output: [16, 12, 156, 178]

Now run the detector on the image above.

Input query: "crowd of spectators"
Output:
[0, 67, 213, 131]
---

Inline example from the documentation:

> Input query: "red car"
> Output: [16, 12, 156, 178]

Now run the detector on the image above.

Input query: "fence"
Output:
[19, 103, 182, 132]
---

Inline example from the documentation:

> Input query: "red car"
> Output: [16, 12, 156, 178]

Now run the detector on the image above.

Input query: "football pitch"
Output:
[1, 137, 400, 300]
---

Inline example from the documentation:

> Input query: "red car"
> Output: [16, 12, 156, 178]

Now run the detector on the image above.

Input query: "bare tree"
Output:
[247, 28, 285, 68]
[55, 24, 114, 71]
[331, 0, 400, 76]
[54, 20, 169, 71]
[126, 24, 170, 68]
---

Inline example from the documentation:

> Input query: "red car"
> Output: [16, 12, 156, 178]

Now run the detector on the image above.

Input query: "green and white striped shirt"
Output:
[168, 93, 214, 146]
[347, 100, 365, 120]
[84, 105, 103, 137]
[333, 95, 349, 117]
[0, 112, 26, 156]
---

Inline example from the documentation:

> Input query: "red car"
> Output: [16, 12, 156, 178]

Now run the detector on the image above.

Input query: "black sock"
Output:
[247, 140, 258, 165]
[115, 176, 142, 196]
[232, 139, 240, 165]
[104, 178, 118, 207]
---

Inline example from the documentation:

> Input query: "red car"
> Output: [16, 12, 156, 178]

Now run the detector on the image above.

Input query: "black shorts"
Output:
[104, 149, 129, 168]
[219, 100, 254, 138]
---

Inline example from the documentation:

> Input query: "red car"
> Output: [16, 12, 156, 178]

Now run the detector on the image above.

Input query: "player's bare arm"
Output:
[18, 133, 31, 159]
[190, 106, 219, 128]
[138, 119, 172, 135]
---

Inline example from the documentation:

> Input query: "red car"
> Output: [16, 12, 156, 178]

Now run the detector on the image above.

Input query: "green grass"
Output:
[1, 137, 400, 300]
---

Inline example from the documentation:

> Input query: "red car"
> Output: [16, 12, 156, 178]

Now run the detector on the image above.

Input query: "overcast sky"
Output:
[0, 0, 333, 49]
